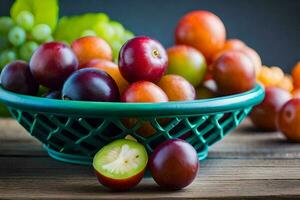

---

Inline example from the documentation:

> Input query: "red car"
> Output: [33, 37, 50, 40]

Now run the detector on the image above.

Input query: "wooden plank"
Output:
[0, 157, 299, 200]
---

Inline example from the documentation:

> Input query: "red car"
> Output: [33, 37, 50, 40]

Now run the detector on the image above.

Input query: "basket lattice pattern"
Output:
[8, 107, 251, 161]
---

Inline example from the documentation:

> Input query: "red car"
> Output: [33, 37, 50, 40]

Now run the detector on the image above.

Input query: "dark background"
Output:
[1, 0, 299, 72]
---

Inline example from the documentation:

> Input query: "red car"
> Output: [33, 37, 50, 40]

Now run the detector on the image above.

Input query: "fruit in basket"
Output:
[71, 36, 113, 65]
[30, 42, 78, 89]
[62, 68, 119, 102]
[93, 139, 148, 190]
[250, 87, 291, 131]
[175, 10, 226, 61]
[211, 39, 246, 62]
[122, 81, 168, 103]
[157, 75, 195, 101]
[292, 62, 300, 89]
[167, 45, 207, 87]
[122, 81, 168, 137]
[8, 26, 26, 46]
[212, 51, 256, 95]
[119, 36, 168, 83]
[43, 90, 61, 99]
[277, 99, 300, 142]
[15, 10, 35, 31]
[80, 59, 128, 94]
[149, 139, 199, 190]
[196, 85, 216, 99]
[0, 60, 39, 95]
[238, 47, 262, 76]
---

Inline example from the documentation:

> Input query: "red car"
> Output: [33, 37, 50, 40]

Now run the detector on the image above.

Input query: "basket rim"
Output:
[0, 84, 264, 117]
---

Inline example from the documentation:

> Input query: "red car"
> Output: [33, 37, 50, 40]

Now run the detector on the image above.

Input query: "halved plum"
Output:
[93, 139, 148, 191]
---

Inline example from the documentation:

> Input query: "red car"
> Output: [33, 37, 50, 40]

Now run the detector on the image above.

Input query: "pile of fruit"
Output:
[0, 1, 299, 191]
[250, 62, 300, 142]
[0, 0, 134, 116]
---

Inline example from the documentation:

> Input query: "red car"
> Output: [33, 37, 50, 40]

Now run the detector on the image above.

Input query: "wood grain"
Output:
[0, 118, 300, 199]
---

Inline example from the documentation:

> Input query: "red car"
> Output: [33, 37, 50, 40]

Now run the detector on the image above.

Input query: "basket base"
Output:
[44, 146, 92, 165]
[44, 145, 208, 166]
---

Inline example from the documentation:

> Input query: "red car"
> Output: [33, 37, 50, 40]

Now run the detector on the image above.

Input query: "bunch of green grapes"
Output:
[0, 11, 54, 68]
[54, 13, 134, 61]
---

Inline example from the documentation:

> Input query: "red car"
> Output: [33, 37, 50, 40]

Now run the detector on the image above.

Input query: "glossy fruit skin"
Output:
[0, 60, 39, 95]
[250, 87, 291, 131]
[30, 42, 78, 90]
[118, 36, 168, 83]
[71, 36, 113, 65]
[121, 81, 168, 103]
[149, 139, 199, 190]
[238, 47, 262, 76]
[157, 75, 195, 101]
[122, 81, 168, 137]
[276, 99, 300, 142]
[175, 10, 226, 61]
[167, 45, 207, 87]
[95, 169, 145, 191]
[43, 90, 61, 99]
[211, 39, 246, 64]
[292, 62, 300, 89]
[80, 59, 128, 94]
[62, 68, 119, 102]
[212, 51, 256, 95]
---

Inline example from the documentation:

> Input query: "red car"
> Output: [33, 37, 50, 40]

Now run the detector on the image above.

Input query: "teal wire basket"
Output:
[0, 85, 264, 165]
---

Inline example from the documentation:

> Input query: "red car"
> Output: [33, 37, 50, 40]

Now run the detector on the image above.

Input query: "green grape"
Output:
[0, 37, 9, 50]
[93, 22, 115, 42]
[0, 50, 17, 68]
[31, 24, 52, 42]
[19, 41, 39, 61]
[0, 17, 14, 34]
[110, 21, 125, 40]
[122, 30, 134, 43]
[16, 10, 35, 31]
[80, 29, 97, 37]
[44, 36, 54, 42]
[110, 40, 123, 60]
[8, 26, 26, 46]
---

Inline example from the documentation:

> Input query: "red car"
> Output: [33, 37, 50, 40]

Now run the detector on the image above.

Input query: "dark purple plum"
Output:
[0, 60, 39, 95]
[30, 42, 78, 90]
[149, 139, 199, 190]
[62, 68, 119, 102]
[43, 90, 62, 99]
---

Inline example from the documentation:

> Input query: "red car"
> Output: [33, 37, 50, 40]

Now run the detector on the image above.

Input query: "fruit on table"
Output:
[149, 139, 199, 190]
[175, 10, 226, 61]
[122, 81, 168, 137]
[167, 45, 207, 87]
[212, 51, 256, 95]
[30, 42, 78, 89]
[80, 59, 128, 94]
[62, 68, 119, 102]
[157, 75, 196, 101]
[292, 62, 300, 89]
[250, 87, 291, 131]
[119, 36, 168, 83]
[93, 139, 148, 190]
[0, 60, 39, 95]
[71, 36, 113, 65]
[277, 99, 300, 142]
[43, 90, 61, 99]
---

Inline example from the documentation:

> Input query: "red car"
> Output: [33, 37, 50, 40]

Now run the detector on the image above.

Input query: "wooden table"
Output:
[0, 118, 299, 199]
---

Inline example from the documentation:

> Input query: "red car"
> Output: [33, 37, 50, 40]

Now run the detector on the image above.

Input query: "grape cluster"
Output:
[0, 11, 54, 68]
